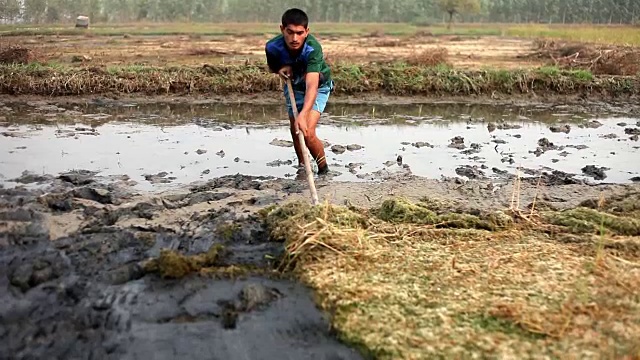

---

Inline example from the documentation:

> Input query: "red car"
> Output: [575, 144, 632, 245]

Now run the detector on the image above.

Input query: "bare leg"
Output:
[289, 111, 328, 173]
[289, 114, 305, 167]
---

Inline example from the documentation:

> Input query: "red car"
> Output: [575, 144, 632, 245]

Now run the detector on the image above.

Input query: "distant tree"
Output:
[0, 0, 21, 22]
[437, 0, 481, 29]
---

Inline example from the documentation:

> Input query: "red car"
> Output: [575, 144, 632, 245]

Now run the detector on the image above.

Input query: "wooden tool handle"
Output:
[286, 78, 319, 206]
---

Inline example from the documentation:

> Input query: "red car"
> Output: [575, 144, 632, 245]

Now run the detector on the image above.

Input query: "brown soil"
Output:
[0, 45, 40, 64]
[0, 34, 542, 70]
[524, 39, 640, 75]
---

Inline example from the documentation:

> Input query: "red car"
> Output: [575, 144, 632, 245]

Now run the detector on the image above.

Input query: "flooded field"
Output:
[2, 96, 640, 359]
[1, 99, 639, 191]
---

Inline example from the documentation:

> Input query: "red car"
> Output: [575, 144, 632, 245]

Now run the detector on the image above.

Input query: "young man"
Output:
[265, 8, 333, 175]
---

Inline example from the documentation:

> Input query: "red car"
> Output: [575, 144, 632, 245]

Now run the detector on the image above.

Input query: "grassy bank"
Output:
[2, 22, 639, 46]
[261, 193, 640, 358]
[1, 62, 638, 98]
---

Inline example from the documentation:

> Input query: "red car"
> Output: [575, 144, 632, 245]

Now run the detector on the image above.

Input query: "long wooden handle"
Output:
[286, 78, 320, 206]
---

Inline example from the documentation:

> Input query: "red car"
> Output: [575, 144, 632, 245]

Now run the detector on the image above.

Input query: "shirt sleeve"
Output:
[265, 45, 280, 73]
[306, 44, 324, 73]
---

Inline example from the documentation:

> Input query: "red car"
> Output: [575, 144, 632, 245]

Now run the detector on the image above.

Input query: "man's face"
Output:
[280, 24, 308, 51]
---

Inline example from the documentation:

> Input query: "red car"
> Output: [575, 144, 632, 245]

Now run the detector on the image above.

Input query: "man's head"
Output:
[280, 8, 309, 51]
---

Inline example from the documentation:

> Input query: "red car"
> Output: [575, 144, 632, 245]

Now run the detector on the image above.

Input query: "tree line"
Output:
[1, 0, 639, 25]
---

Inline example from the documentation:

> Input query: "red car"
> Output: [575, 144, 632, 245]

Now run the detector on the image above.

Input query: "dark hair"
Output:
[281, 8, 308, 28]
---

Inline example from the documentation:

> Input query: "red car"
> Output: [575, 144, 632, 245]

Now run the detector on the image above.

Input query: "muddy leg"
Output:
[289, 115, 305, 167]
[303, 110, 328, 173]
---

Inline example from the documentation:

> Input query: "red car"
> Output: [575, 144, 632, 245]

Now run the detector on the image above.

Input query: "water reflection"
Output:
[1, 100, 638, 191]
[1, 100, 624, 128]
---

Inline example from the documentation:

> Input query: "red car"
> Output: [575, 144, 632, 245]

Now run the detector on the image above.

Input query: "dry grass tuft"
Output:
[185, 46, 231, 56]
[406, 47, 449, 66]
[143, 244, 224, 279]
[263, 195, 640, 358]
[374, 39, 402, 47]
[0, 45, 39, 64]
[528, 39, 640, 75]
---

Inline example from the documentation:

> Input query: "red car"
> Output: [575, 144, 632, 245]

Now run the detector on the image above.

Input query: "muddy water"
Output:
[1, 100, 639, 190]
[1, 98, 639, 359]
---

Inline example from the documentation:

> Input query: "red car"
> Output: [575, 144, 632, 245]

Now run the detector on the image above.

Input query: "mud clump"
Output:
[331, 145, 346, 154]
[11, 170, 54, 184]
[448, 136, 465, 150]
[455, 165, 486, 179]
[532, 138, 559, 156]
[461, 143, 482, 155]
[266, 159, 293, 167]
[412, 141, 434, 148]
[269, 138, 294, 147]
[59, 169, 98, 185]
[550, 124, 571, 134]
[580, 120, 603, 129]
[581, 165, 609, 181]
[0, 45, 38, 64]
[347, 144, 364, 151]
[144, 171, 176, 184]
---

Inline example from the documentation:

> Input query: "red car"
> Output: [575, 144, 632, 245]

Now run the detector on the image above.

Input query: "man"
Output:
[265, 8, 333, 175]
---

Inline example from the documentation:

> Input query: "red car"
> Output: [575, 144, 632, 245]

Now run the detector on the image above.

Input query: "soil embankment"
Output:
[1, 62, 639, 100]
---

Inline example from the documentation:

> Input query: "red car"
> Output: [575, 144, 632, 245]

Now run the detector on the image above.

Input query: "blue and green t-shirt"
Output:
[265, 33, 332, 91]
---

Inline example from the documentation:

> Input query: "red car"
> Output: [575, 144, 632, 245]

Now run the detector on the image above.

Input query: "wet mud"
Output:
[0, 173, 364, 360]
[3, 163, 640, 359]
[2, 99, 640, 190]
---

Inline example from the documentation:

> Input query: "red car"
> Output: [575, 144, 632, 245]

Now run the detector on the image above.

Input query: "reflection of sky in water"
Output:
[0, 103, 639, 191]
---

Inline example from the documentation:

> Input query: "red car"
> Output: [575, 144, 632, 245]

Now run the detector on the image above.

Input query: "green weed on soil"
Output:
[1, 61, 639, 97]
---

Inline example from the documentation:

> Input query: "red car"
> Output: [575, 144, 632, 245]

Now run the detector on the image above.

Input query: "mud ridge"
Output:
[0, 173, 363, 360]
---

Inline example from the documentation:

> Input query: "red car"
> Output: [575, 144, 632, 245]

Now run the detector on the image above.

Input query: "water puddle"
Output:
[1, 100, 639, 191]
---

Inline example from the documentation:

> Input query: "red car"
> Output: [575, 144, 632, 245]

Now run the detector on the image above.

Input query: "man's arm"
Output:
[265, 45, 280, 74]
